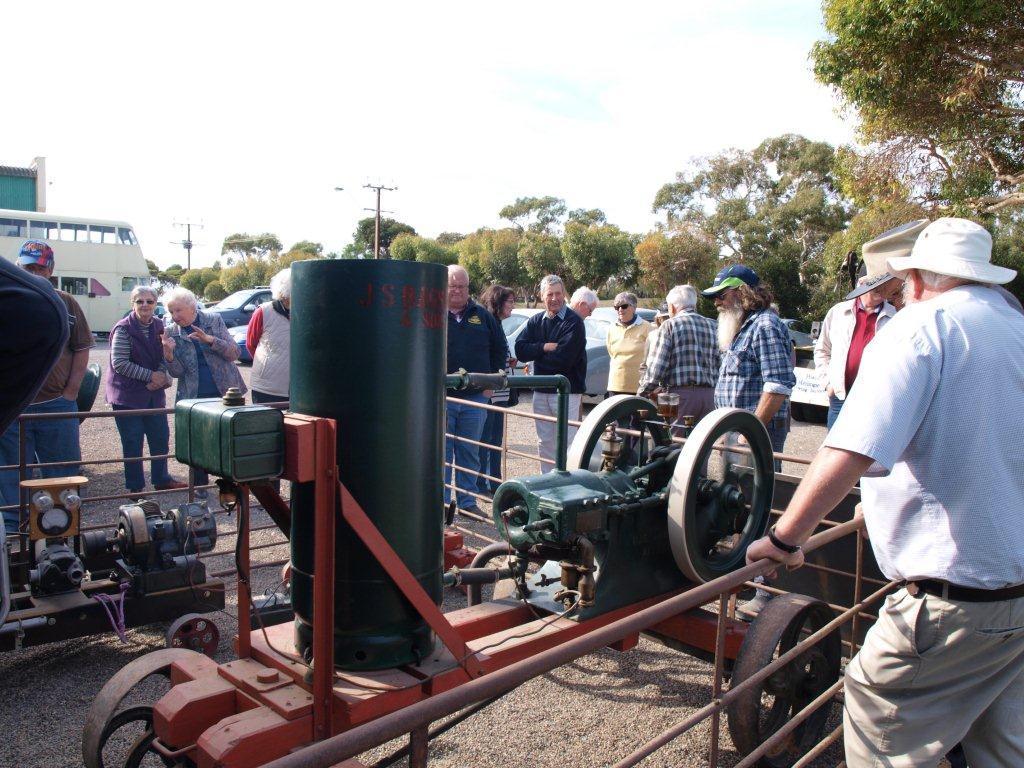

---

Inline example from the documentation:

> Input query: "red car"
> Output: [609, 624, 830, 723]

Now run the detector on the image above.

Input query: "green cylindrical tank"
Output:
[290, 259, 446, 670]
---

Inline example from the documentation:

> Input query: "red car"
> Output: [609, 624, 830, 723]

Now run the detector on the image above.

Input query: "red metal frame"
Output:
[152, 414, 751, 768]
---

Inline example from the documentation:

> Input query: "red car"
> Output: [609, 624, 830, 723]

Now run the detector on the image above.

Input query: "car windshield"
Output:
[585, 318, 609, 341]
[216, 291, 255, 310]
[502, 315, 529, 335]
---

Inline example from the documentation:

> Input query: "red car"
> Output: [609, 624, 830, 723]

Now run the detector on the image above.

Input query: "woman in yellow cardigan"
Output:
[606, 291, 651, 396]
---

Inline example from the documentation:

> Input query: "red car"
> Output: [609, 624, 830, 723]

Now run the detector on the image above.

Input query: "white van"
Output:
[0, 209, 152, 336]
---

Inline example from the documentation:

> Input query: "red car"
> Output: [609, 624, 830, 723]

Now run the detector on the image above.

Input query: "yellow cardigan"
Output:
[606, 318, 651, 393]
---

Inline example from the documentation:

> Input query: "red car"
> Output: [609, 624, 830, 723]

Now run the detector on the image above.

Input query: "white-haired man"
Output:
[569, 286, 598, 319]
[746, 218, 1024, 766]
[515, 275, 587, 472]
[639, 284, 719, 429]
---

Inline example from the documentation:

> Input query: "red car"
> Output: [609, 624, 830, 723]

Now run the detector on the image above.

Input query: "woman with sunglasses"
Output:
[106, 285, 187, 498]
[606, 291, 651, 397]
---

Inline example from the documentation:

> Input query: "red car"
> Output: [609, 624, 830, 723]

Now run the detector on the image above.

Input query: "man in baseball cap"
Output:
[0, 241, 94, 530]
[703, 261, 795, 619]
[701, 264, 760, 297]
[814, 220, 929, 429]
[747, 218, 1024, 765]
[16, 239, 56, 271]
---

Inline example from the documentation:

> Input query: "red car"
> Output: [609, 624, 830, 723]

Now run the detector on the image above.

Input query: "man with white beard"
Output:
[703, 264, 795, 620]
[702, 265, 795, 456]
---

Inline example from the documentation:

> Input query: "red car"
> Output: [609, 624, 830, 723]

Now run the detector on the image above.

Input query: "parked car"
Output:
[590, 306, 658, 324]
[204, 287, 271, 328]
[228, 324, 252, 364]
[501, 308, 611, 399]
[781, 318, 813, 348]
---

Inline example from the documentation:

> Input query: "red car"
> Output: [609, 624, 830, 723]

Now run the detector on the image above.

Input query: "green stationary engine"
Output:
[492, 397, 776, 620]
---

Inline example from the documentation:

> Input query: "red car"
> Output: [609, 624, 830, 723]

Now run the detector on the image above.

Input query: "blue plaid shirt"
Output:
[714, 309, 795, 419]
[643, 310, 720, 389]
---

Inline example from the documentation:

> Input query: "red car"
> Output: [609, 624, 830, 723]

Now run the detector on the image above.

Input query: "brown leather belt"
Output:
[908, 579, 1024, 603]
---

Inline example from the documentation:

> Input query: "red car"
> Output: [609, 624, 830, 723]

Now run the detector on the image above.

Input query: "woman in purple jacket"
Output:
[106, 286, 187, 496]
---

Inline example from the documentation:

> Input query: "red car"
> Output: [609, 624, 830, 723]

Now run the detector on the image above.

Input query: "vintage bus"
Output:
[0, 208, 153, 336]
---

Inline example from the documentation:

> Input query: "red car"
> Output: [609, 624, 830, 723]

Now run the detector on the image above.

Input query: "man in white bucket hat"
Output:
[746, 217, 1024, 766]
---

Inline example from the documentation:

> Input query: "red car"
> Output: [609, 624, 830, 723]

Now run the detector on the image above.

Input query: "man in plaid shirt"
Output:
[704, 264, 795, 620]
[639, 284, 719, 431]
[702, 265, 795, 456]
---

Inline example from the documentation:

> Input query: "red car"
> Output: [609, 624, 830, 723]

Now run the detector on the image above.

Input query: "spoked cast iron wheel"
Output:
[83, 648, 206, 768]
[726, 594, 841, 767]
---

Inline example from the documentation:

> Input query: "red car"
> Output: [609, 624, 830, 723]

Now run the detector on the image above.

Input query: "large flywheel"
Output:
[667, 407, 774, 583]
[567, 395, 671, 473]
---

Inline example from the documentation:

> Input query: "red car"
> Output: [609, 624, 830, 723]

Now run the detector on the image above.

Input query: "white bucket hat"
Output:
[888, 217, 1016, 285]
[846, 219, 929, 300]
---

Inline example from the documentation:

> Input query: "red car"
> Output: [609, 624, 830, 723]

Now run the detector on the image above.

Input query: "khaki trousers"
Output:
[844, 588, 1024, 767]
[532, 392, 581, 473]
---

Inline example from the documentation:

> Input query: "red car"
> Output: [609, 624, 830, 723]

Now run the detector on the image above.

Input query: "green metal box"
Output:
[174, 398, 285, 482]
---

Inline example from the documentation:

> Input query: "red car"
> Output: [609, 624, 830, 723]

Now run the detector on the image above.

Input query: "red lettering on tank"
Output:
[381, 284, 395, 307]
[422, 311, 443, 329]
[359, 282, 373, 307]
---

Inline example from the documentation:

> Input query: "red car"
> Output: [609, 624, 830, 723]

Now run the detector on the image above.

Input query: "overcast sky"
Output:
[4, 2, 853, 270]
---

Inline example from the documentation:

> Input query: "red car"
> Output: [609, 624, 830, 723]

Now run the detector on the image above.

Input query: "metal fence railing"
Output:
[2, 396, 880, 766]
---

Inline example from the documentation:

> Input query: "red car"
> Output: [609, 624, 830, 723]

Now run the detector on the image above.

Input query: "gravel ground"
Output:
[0, 343, 843, 768]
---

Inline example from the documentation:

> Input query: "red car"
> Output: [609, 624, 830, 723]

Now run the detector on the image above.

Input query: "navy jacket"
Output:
[514, 307, 588, 394]
[446, 299, 507, 396]
[0, 257, 69, 433]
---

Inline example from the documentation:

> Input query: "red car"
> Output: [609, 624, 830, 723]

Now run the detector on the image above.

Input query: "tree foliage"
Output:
[288, 240, 323, 257]
[221, 233, 282, 263]
[145, 259, 160, 277]
[204, 280, 227, 301]
[179, 267, 221, 297]
[455, 229, 527, 294]
[634, 229, 718, 298]
[812, 0, 1024, 213]
[353, 217, 417, 258]
[517, 232, 564, 293]
[560, 221, 632, 291]
[390, 234, 459, 265]
[653, 134, 850, 276]
[499, 196, 567, 233]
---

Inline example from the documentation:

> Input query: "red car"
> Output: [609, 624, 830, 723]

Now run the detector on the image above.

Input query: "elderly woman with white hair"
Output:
[246, 268, 292, 403]
[162, 286, 246, 493]
[106, 285, 187, 497]
[606, 291, 650, 397]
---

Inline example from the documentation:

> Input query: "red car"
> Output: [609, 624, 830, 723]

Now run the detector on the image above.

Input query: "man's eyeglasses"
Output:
[135, 299, 156, 305]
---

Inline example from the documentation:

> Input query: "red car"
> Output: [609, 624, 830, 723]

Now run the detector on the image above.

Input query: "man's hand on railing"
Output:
[746, 534, 805, 579]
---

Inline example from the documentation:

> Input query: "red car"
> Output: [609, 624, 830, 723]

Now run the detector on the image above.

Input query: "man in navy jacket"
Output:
[515, 274, 587, 472]
[445, 265, 507, 513]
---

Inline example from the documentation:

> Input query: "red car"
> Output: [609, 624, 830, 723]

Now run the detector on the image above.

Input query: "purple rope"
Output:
[92, 582, 130, 643]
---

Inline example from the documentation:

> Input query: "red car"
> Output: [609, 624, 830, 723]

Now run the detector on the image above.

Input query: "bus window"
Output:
[121, 276, 152, 291]
[60, 276, 89, 295]
[60, 223, 88, 242]
[28, 220, 59, 240]
[0, 218, 28, 238]
[89, 225, 117, 244]
[118, 227, 138, 246]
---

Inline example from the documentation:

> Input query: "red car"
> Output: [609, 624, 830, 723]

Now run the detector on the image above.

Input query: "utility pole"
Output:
[172, 220, 204, 271]
[363, 183, 397, 258]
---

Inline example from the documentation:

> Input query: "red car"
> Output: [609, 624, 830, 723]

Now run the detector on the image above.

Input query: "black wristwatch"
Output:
[768, 524, 801, 554]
